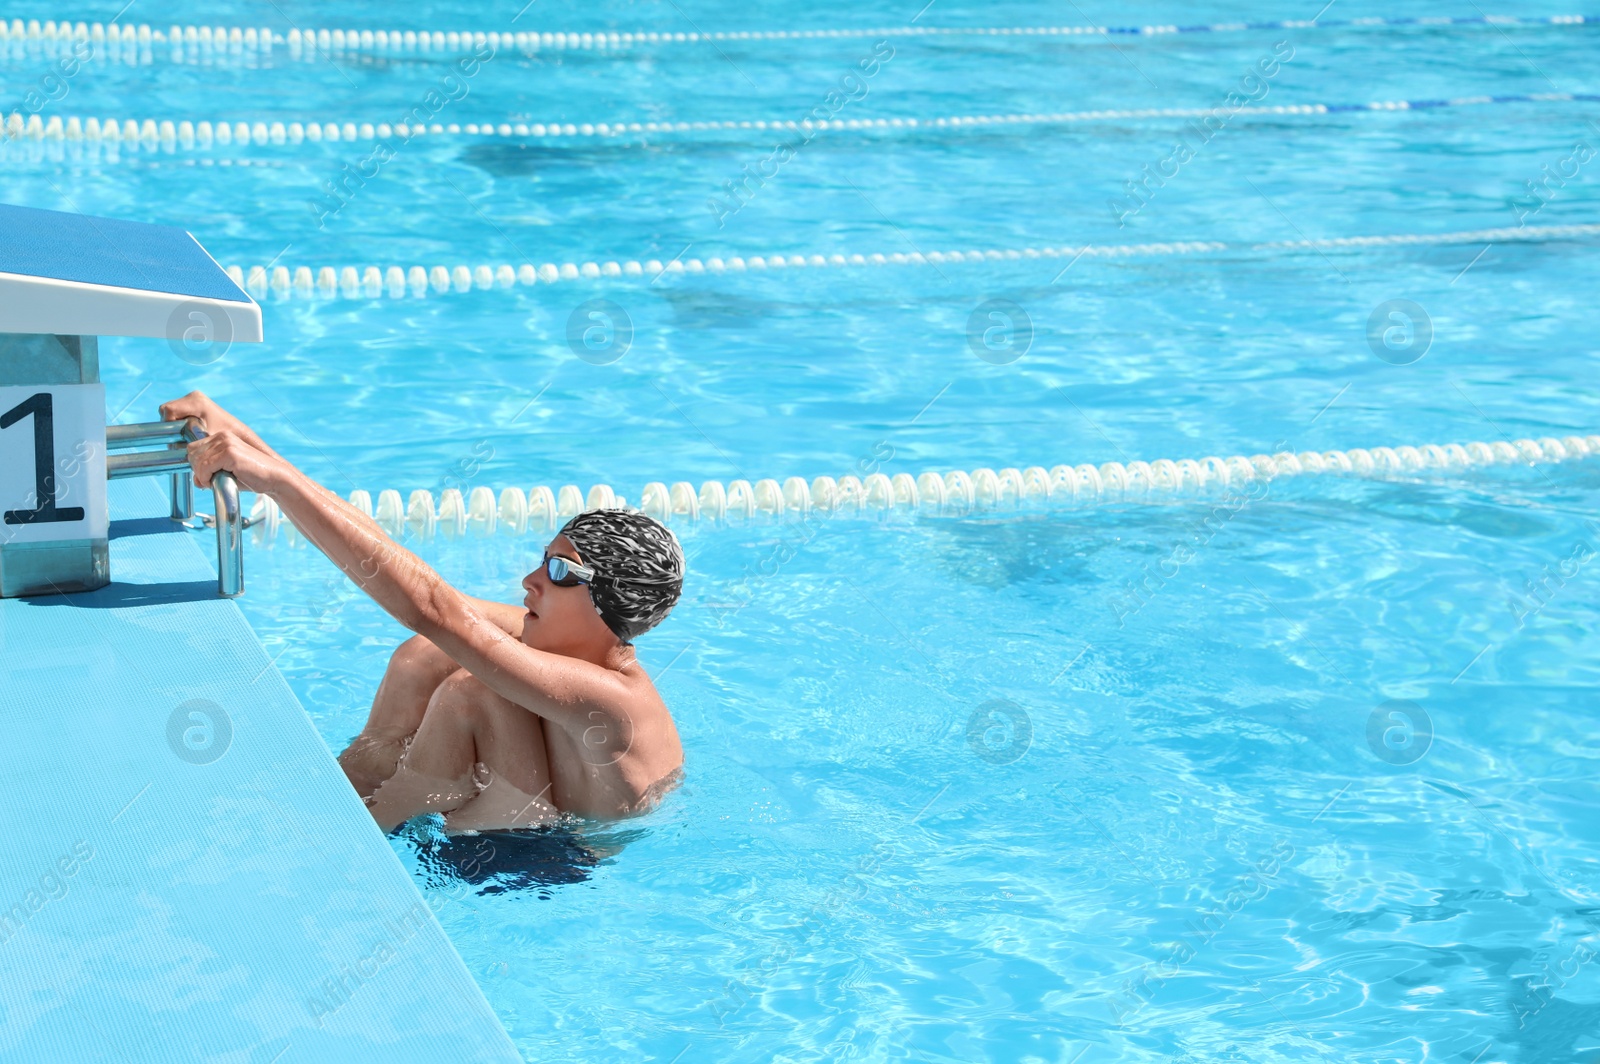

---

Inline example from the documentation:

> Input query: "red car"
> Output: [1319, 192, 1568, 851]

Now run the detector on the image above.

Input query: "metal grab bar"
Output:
[106, 419, 244, 598]
[106, 417, 201, 450]
[106, 450, 193, 477]
[213, 471, 243, 597]
[108, 416, 198, 519]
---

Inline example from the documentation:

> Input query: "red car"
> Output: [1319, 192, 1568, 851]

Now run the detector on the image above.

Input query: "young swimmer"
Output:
[160, 391, 686, 833]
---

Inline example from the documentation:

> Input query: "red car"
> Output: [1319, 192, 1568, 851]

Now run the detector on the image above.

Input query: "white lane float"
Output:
[246, 434, 1600, 543]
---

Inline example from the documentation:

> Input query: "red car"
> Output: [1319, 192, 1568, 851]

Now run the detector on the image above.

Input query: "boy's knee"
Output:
[433, 667, 479, 698]
[382, 635, 458, 698]
[388, 634, 441, 674]
[425, 669, 488, 729]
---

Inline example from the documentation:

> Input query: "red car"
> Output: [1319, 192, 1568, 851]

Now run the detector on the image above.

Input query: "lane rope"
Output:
[241, 433, 1600, 543]
[2, 14, 1593, 63]
[5, 93, 1596, 156]
[195, 223, 1600, 302]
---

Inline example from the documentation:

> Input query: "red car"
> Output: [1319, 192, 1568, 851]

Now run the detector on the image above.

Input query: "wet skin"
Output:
[161, 390, 683, 832]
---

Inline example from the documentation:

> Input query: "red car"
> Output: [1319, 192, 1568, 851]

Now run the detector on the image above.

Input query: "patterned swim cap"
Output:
[557, 509, 685, 642]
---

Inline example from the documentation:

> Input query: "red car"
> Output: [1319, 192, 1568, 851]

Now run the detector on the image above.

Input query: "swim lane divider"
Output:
[1, 14, 1592, 62]
[242, 433, 1600, 543]
[201, 223, 1600, 303]
[5, 92, 1595, 158]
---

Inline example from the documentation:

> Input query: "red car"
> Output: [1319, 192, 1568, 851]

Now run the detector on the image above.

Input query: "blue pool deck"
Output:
[0, 478, 520, 1063]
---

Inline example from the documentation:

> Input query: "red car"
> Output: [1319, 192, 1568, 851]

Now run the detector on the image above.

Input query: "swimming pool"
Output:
[8, 0, 1600, 1058]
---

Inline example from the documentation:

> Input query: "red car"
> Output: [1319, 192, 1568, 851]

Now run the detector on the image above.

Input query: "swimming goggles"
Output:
[540, 551, 596, 587]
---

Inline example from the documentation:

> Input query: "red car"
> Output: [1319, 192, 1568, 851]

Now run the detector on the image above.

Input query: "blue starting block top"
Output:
[0, 203, 261, 342]
[0, 478, 520, 1063]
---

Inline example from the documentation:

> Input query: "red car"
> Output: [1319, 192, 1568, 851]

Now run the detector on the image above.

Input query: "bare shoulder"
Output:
[539, 660, 682, 819]
[615, 659, 681, 755]
[611, 659, 684, 805]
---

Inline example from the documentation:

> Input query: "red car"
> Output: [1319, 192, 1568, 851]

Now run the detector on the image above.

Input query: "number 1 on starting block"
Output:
[0, 383, 108, 596]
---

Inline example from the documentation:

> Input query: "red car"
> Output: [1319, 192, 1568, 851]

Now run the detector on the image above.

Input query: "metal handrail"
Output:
[106, 419, 243, 598]
[106, 418, 201, 450]
[106, 450, 192, 478]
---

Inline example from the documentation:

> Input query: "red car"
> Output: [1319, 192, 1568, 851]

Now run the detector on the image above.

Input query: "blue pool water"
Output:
[7, 1, 1600, 1059]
